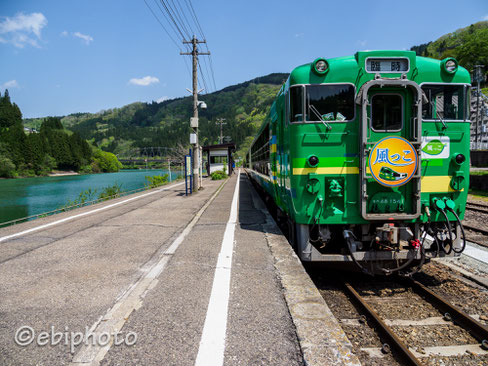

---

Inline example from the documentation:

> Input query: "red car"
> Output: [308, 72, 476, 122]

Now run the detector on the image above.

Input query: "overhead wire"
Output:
[144, 0, 216, 92]
[167, 0, 192, 39]
[144, 0, 192, 80]
[143, 0, 181, 50]
[158, 0, 187, 41]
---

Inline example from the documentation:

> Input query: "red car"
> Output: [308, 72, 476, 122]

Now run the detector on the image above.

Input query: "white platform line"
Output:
[194, 171, 240, 366]
[69, 179, 228, 365]
[463, 242, 488, 265]
[0, 182, 185, 243]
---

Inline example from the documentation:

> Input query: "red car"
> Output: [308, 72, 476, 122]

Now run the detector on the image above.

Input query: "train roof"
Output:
[288, 50, 471, 86]
[249, 50, 471, 150]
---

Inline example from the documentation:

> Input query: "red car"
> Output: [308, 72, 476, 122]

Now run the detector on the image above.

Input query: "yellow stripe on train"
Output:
[292, 168, 463, 193]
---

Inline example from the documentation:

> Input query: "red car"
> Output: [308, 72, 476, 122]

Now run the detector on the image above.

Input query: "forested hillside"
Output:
[0, 91, 122, 178]
[411, 20, 488, 73]
[24, 73, 288, 160]
[20, 20, 487, 165]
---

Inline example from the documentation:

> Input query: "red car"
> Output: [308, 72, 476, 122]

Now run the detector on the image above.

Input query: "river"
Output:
[0, 169, 182, 225]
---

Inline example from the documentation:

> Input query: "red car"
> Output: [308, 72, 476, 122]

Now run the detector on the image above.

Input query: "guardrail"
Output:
[0, 181, 180, 229]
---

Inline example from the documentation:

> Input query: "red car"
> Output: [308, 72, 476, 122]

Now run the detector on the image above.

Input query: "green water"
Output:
[0, 169, 182, 225]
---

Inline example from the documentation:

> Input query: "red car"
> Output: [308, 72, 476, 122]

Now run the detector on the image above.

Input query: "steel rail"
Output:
[465, 204, 488, 215]
[465, 238, 488, 249]
[343, 282, 424, 366]
[466, 202, 488, 210]
[463, 224, 488, 237]
[404, 278, 488, 347]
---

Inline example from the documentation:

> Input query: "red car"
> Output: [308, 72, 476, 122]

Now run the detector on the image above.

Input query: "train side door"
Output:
[360, 83, 422, 220]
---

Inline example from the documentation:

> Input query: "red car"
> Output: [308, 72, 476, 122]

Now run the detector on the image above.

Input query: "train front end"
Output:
[283, 51, 471, 274]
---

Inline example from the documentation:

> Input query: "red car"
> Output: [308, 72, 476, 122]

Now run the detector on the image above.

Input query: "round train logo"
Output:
[368, 136, 418, 187]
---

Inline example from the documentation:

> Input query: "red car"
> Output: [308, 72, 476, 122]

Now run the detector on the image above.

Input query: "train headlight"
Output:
[441, 58, 458, 74]
[312, 58, 329, 75]
[307, 155, 319, 167]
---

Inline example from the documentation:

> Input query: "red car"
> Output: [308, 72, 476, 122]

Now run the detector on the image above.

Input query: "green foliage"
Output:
[0, 153, 16, 178]
[0, 94, 94, 177]
[91, 149, 122, 173]
[145, 174, 169, 188]
[60, 184, 123, 211]
[40, 116, 64, 132]
[470, 170, 488, 176]
[211, 170, 228, 180]
[30, 74, 286, 158]
[411, 20, 488, 74]
[0, 90, 22, 129]
[98, 184, 122, 201]
[61, 188, 98, 210]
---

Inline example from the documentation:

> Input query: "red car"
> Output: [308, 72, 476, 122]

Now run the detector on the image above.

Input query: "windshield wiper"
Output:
[308, 104, 332, 131]
[429, 100, 447, 129]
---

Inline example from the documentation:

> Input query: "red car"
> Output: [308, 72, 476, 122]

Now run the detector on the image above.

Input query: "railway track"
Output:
[464, 224, 488, 237]
[463, 202, 488, 246]
[465, 202, 488, 215]
[343, 278, 488, 365]
[312, 270, 488, 366]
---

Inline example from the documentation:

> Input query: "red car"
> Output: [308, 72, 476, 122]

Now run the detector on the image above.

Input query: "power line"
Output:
[167, 0, 192, 39]
[159, 0, 187, 41]
[172, 0, 195, 39]
[151, 0, 189, 52]
[143, 0, 180, 50]
[144, 0, 192, 79]
[184, 0, 205, 40]
[198, 60, 209, 94]
[144, 0, 216, 92]
[208, 55, 217, 91]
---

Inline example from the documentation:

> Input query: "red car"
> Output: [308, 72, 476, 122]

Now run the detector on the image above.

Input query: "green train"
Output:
[246, 50, 470, 275]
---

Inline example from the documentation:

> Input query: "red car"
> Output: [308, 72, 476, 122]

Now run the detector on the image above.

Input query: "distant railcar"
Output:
[246, 51, 470, 275]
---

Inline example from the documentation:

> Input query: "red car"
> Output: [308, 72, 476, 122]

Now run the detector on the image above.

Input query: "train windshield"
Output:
[305, 84, 355, 122]
[422, 84, 467, 121]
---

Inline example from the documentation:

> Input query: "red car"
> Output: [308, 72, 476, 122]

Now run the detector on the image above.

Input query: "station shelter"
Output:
[202, 143, 236, 176]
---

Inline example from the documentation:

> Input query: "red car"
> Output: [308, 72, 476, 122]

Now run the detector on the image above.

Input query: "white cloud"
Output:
[73, 31, 93, 45]
[129, 76, 160, 86]
[1, 80, 19, 89]
[483, 15, 488, 21]
[156, 96, 169, 103]
[60, 30, 68, 37]
[0, 12, 47, 48]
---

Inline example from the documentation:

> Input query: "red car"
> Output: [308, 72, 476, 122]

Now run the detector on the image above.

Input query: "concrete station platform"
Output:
[0, 172, 359, 366]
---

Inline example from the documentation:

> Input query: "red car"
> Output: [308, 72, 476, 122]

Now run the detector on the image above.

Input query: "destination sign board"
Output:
[366, 58, 409, 73]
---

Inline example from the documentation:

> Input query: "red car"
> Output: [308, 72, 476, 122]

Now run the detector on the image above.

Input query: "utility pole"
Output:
[474, 65, 485, 150]
[216, 118, 226, 144]
[181, 35, 209, 191]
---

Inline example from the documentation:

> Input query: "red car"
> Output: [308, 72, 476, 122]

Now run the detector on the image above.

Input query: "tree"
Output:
[40, 117, 63, 133]
[455, 28, 488, 72]
[0, 89, 22, 128]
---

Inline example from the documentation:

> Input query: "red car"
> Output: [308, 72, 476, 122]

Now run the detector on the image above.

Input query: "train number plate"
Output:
[366, 58, 409, 73]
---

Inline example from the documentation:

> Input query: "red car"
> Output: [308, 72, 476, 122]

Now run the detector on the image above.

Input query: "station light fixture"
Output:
[312, 58, 329, 75]
[441, 58, 458, 74]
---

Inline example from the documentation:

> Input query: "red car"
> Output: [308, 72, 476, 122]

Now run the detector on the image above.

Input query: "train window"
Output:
[422, 84, 466, 121]
[305, 84, 355, 122]
[371, 94, 402, 131]
[290, 86, 304, 122]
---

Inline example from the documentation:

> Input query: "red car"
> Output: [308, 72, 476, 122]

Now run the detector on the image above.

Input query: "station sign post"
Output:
[185, 149, 192, 196]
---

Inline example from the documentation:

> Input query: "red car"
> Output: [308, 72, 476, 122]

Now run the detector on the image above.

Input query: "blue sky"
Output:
[1, 0, 487, 118]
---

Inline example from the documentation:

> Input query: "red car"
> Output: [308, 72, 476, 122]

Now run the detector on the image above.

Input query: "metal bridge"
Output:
[117, 147, 186, 164]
